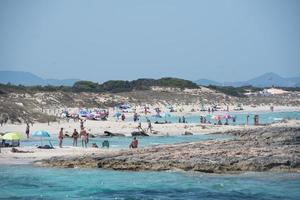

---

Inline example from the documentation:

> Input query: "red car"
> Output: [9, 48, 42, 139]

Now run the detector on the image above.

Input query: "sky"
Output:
[0, 0, 299, 83]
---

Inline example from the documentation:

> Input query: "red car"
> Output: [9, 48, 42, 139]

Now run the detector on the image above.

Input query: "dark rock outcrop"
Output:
[182, 131, 193, 135]
[104, 131, 125, 137]
[37, 126, 300, 173]
[131, 131, 149, 137]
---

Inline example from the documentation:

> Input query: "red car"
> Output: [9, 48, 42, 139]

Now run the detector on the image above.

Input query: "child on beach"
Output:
[129, 137, 138, 149]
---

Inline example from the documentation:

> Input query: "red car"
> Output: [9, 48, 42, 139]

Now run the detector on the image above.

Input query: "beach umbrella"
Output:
[3, 132, 22, 140]
[32, 130, 50, 146]
[32, 130, 50, 137]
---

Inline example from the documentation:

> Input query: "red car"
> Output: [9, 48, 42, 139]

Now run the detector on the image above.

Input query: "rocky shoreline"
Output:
[36, 126, 300, 173]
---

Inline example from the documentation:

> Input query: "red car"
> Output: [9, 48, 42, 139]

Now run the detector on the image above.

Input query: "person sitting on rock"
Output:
[129, 137, 138, 149]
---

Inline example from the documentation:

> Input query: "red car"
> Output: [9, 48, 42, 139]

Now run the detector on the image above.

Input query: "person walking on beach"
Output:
[58, 128, 64, 148]
[129, 137, 138, 149]
[246, 115, 250, 125]
[147, 119, 153, 133]
[80, 119, 84, 129]
[133, 112, 138, 122]
[80, 127, 87, 148]
[137, 122, 144, 132]
[25, 123, 30, 139]
[72, 129, 79, 147]
[121, 113, 125, 121]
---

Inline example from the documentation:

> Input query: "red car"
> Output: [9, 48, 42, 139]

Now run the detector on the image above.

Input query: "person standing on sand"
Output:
[80, 127, 87, 148]
[121, 113, 125, 121]
[25, 123, 30, 139]
[72, 129, 79, 147]
[147, 119, 152, 133]
[80, 119, 84, 129]
[133, 112, 138, 122]
[137, 122, 144, 132]
[129, 137, 138, 148]
[58, 128, 64, 148]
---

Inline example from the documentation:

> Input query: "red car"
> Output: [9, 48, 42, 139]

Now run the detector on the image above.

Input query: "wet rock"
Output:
[182, 131, 193, 135]
[131, 131, 149, 136]
[37, 126, 300, 173]
[104, 131, 125, 137]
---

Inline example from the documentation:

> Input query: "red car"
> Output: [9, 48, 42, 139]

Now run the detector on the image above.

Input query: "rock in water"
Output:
[131, 131, 149, 136]
[104, 131, 125, 137]
[37, 126, 300, 173]
[182, 131, 193, 135]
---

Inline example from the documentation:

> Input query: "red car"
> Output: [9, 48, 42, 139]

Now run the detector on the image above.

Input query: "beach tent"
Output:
[3, 132, 21, 147]
[32, 130, 50, 146]
[3, 132, 22, 140]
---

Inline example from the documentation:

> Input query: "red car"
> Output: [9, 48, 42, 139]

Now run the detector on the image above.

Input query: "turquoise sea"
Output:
[139, 111, 300, 125]
[21, 134, 231, 149]
[0, 165, 299, 200]
[2, 111, 300, 199]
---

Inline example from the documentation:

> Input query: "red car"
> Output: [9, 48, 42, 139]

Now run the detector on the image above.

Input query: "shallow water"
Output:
[0, 165, 299, 200]
[138, 111, 300, 125]
[21, 134, 230, 149]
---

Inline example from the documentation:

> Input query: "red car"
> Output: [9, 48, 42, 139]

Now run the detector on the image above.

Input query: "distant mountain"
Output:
[194, 79, 222, 86]
[0, 71, 79, 86]
[195, 72, 300, 87]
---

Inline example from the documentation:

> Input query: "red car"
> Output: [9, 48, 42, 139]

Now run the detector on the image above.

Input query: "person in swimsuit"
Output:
[80, 127, 87, 148]
[129, 137, 138, 149]
[72, 129, 79, 147]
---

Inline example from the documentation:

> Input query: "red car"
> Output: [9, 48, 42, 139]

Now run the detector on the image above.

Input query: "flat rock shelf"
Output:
[36, 126, 300, 173]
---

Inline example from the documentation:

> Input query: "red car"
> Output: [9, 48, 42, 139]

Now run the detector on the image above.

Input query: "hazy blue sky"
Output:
[0, 0, 299, 82]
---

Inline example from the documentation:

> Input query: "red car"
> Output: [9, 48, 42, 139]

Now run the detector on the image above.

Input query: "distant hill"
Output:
[195, 72, 300, 87]
[194, 79, 222, 86]
[0, 71, 79, 86]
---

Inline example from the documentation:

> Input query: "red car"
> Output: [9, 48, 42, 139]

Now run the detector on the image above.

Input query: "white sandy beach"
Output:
[1, 120, 299, 166]
[1, 105, 299, 138]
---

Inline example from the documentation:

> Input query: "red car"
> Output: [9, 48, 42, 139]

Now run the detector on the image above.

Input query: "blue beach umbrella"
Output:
[32, 130, 50, 146]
